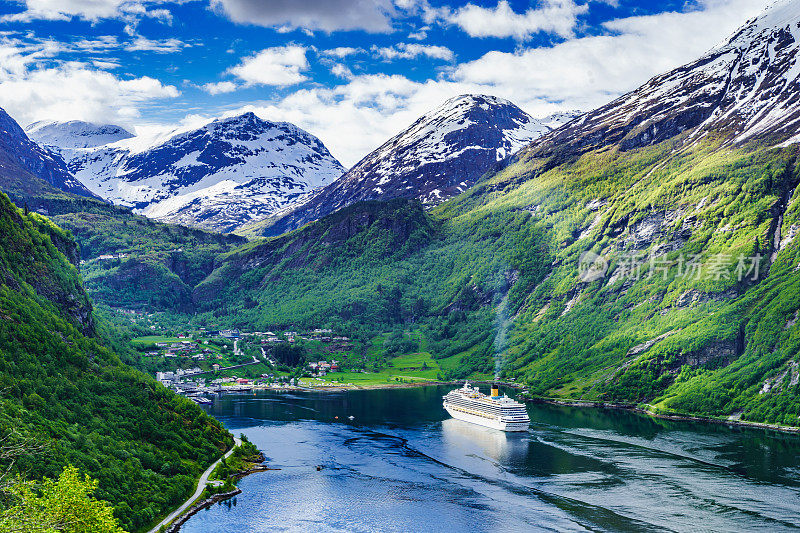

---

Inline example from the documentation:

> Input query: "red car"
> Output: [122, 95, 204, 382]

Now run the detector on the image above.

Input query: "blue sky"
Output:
[0, 0, 773, 165]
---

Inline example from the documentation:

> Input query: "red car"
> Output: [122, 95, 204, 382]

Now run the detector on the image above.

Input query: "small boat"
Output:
[189, 396, 212, 405]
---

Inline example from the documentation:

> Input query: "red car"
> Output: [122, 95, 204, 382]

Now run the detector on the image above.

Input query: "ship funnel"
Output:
[491, 384, 500, 397]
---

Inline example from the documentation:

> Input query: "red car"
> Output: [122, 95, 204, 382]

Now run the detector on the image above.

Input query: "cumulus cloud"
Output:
[0, 36, 179, 127]
[445, 0, 589, 40]
[452, 0, 771, 110]
[329, 63, 353, 79]
[209, 0, 397, 33]
[407, 28, 428, 40]
[372, 42, 454, 61]
[202, 80, 238, 94]
[2, 0, 173, 22]
[228, 45, 310, 86]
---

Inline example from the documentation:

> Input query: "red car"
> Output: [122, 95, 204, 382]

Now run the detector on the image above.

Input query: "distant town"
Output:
[140, 327, 364, 403]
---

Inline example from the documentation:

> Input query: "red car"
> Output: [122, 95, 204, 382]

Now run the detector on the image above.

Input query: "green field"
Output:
[301, 370, 434, 387]
[302, 350, 447, 387]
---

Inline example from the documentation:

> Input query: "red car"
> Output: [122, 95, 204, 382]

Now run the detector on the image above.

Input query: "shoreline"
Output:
[146, 438, 241, 533]
[164, 456, 273, 533]
[210, 381, 800, 435]
[528, 397, 800, 435]
[164, 489, 242, 533]
[250, 379, 516, 393]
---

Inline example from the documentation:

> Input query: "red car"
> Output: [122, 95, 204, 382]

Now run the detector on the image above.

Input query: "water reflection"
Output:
[440, 418, 529, 463]
[184, 387, 800, 533]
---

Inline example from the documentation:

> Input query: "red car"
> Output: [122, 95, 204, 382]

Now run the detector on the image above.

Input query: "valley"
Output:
[2, 1, 800, 531]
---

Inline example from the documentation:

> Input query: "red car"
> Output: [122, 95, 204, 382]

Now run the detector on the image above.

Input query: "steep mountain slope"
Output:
[198, 1, 800, 427]
[533, 0, 800, 160]
[0, 192, 232, 532]
[249, 95, 575, 237]
[439, 0, 800, 423]
[0, 108, 95, 199]
[28, 113, 345, 233]
[57, 204, 245, 312]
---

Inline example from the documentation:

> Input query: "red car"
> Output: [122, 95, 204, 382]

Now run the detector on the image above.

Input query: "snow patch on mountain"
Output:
[27, 120, 134, 149]
[528, 0, 800, 158]
[0, 110, 95, 198]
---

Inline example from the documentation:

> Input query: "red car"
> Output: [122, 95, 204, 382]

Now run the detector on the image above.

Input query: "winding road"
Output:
[148, 437, 242, 533]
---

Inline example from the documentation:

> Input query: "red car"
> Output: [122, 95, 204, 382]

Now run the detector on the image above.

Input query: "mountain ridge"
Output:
[247, 94, 578, 238]
[523, 0, 800, 166]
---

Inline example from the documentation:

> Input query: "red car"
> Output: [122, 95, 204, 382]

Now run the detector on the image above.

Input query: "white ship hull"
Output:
[444, 404, 529, 432]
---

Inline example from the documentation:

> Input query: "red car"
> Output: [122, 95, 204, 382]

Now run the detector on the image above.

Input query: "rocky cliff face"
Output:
[0, 193, 94, 335]
[0, 108, 95, 199]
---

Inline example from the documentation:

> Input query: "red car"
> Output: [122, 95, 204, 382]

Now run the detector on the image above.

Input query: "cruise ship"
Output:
[443, 382, 530, 432]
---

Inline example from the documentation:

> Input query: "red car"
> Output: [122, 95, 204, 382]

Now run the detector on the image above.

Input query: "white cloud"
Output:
[372, 42, 454, 61]
[2, 0, 173, 23]
[330, 63, 353, 79]
[407, 28, 428, 40]
[446, 0, 589, 40]
[210, 0, 397, 33]
[320, 47, 364, 58]
[72, 36, 120, 51]
[125, 36, 188, 53]
[92, 59, 121, 69]
[453, 0, 773, 111]
[0, 37, 179, 127]
[202, 80, 238, 94]
[228, 45, 310, 86]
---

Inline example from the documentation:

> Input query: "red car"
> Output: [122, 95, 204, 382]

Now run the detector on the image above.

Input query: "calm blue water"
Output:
[183, 386, 800, 532]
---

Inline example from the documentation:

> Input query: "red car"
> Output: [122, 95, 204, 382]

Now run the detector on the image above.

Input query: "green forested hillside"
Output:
[10, 192, 244, 313]
[450, 138, 800, 426]
[196, 137, 800, 427]
[56, 207, 244, 312]
[192, 198, 549, 377]
[0, 193, 233, 531]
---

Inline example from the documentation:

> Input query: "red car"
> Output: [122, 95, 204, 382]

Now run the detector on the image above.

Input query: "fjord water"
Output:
[186, 386, 800, 532]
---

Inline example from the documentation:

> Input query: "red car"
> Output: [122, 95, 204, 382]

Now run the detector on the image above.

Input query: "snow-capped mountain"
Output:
[27, 113, 346, 233]
[27, 120, 134, 149]
[259, 94, 576, 237]
[0, 108, 95, 199]
[531, 0, 800, 159]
